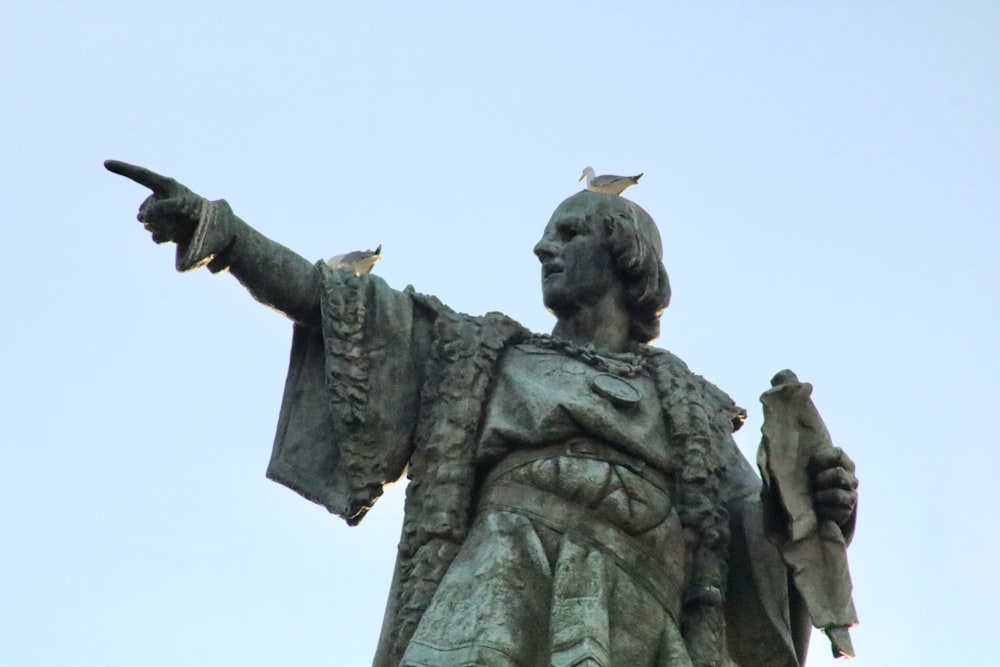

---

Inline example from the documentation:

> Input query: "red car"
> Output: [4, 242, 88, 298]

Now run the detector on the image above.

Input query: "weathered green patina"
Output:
[106, 160, 858, 667]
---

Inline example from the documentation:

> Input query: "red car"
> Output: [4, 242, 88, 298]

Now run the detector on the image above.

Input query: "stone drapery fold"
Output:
[380, 295, 529, 666]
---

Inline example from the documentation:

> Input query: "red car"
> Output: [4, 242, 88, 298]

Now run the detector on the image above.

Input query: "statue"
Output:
[105, 159, 859, 667]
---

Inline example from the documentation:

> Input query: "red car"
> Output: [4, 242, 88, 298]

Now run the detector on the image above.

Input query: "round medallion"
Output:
[590, 373, 642, 408]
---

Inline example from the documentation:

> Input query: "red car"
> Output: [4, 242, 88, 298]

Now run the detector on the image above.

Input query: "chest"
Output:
[478, 345, 672, 471]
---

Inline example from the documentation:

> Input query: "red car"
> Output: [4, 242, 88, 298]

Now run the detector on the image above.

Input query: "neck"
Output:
[551, 291, 631, 353]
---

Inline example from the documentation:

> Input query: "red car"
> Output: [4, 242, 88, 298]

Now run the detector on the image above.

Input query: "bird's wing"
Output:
[589, 174, 632, 187]
[335, 250, 370, 265]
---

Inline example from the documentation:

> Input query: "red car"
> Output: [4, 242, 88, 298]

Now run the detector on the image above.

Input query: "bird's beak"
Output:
[578, 173, 585, 182]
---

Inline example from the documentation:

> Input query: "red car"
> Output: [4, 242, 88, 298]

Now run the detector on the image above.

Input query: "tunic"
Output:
[402, 344, 689, 666]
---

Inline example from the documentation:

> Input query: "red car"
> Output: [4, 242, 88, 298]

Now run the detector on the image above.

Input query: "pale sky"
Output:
[2, 3, 998, 666]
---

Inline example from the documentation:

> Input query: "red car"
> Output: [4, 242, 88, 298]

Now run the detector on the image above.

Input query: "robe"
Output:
[266, 264, 812, 667]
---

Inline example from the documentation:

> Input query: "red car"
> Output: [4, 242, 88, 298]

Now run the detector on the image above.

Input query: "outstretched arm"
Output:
[106, 160, 321, 327]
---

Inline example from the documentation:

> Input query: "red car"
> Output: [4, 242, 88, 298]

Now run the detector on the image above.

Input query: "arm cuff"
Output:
[174, 198, 236, 272]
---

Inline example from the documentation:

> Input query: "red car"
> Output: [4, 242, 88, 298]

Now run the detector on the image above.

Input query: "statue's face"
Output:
[533, 198, 622, 317]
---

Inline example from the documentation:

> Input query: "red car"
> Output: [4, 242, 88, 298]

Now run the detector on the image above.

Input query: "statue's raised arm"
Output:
[105, 159, 321, 326]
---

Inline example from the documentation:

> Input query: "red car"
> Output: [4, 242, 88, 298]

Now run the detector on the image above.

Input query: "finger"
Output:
[814, 488, 856, 512]
[809, 446, 856, 475]
[105, 159, 182, 196]
[139, 195, 202, 224]
[814, 467, 859, 491]
[144, 217, 187, 244]
[816, 505, 854, 526]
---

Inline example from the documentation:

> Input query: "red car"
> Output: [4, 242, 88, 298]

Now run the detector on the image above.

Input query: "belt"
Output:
[481, 437, 673, 496]
[478, 477, 685, 623]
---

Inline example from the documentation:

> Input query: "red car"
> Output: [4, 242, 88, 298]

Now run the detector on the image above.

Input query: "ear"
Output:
[601, 215, 616, 238]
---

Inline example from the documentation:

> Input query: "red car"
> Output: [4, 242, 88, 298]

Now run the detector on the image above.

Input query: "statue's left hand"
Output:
[808, 447, 858, 526]
[105, 160, 203, 246]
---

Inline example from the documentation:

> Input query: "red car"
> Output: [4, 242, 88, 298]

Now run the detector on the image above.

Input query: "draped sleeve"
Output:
[265, 263, 430, 525]
[721, 445, 808, 667]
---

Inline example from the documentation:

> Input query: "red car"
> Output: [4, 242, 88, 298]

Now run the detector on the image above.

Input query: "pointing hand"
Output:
[105, 160, 203, 245]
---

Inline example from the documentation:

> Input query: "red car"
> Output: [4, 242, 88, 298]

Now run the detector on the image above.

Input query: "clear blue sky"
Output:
[2, 3, 998, 665]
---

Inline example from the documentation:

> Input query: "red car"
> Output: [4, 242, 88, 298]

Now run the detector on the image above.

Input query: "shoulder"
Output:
[641, 345, 747, 434]
[404, 286, 531, 349]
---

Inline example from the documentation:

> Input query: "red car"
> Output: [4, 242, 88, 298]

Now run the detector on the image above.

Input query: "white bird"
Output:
[579, 166, 643, 195]
[327, 244, 382, 275]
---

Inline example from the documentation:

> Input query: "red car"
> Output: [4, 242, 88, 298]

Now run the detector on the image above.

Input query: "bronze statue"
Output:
[106, 159, 858, 667]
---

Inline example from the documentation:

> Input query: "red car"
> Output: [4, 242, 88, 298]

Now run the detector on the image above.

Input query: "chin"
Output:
[541, 291, 577, 319]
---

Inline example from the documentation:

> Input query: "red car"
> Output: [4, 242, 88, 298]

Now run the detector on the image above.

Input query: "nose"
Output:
[533, 239, 556, 263]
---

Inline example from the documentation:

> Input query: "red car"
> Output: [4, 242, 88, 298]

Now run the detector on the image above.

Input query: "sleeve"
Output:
[170, 197, 323, 327]
[266, 265, 433, 525]
[719, 439, 808, 667]
[165, 196, 434, 524]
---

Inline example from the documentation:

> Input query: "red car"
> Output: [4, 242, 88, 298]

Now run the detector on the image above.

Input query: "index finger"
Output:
[104, 159, 181, 195]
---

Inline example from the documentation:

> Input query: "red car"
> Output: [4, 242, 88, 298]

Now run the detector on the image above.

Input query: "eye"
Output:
[558, 222, 581, 240]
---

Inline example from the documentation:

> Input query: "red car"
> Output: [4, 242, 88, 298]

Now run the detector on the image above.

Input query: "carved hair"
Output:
[566, 191, 672, 343]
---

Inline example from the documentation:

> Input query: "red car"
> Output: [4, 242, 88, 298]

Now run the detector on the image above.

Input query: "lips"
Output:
[542, 263, 564, 279]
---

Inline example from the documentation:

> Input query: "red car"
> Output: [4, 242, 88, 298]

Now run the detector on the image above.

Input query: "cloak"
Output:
[266, 265, 811, 667]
